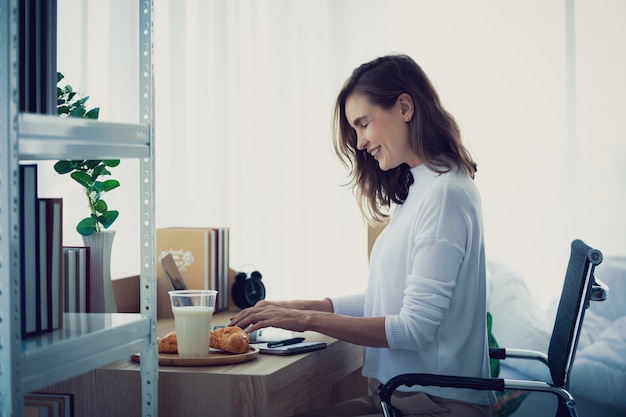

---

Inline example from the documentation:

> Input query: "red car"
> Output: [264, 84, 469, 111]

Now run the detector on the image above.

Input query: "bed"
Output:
[486, 256, 626, 417]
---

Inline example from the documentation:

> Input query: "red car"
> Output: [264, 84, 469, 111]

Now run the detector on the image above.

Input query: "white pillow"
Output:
[487, 258, 626, 412]
[570, 316, 626, 411]
[486, 262, 552, 380]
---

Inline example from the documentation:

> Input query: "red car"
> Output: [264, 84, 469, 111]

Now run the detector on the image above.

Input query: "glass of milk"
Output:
[168, 290, 218, 358]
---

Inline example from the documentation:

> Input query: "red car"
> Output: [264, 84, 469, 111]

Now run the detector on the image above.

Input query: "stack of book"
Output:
[62, 246, 91, 313]
[156, 227, 230, 312]
[24, 393, 73, 417]
[19, 164, 94, 338]
[20, 164, 64, 337]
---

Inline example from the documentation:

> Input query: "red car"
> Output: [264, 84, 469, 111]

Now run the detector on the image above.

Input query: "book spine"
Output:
[50, 199, 63, 329]
[78, 247, 89, 313]
[222, 228, 230, 310]
[63, 248, 77, 313]
[38, 198, 64, 331]
[20, 164, 40, 337]
[210, 229, 218, 311]
[38, 199, 49, 332]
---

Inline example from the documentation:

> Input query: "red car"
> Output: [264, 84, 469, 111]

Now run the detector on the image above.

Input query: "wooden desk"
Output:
[41, 311, 367, 417]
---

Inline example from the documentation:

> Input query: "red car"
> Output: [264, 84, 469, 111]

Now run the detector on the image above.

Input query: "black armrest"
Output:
[489, 347, 506, 360]
[378, 373, 504, 403]
[591, 277, 609, 302]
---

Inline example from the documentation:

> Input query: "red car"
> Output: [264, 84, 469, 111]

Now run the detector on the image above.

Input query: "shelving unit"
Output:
[0, 1, 158, 416]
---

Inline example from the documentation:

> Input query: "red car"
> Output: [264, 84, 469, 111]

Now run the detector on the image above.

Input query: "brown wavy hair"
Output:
[333, 54, 476, 223]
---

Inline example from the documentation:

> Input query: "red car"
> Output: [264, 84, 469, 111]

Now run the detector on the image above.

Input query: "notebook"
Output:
[255, 341, 328, 355]
[250, 327, 294, 343]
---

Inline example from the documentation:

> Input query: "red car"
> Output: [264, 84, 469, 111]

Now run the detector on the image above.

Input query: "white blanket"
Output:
[486, 257, 626, 412]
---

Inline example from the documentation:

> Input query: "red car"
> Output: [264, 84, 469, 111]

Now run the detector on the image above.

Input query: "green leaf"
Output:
[71, 171, 92, 188]
[85, 108, 100, 119]
[103, 160, 120, 168]
[99, 210, 119, 229]
[57, 72, 64, 83]
[93, 181, 105, 193]
[85, 160, 101, 170]
[53, 160, 74, 174]
[57, 105, 71, 115]
[76, 217, 99, 236]
[101, 179, 120, 192]
[94, 200, 108, 213]
[92, 163, 107, 179]
[69, 107, 86, 118]
[70, 160, 86, 170]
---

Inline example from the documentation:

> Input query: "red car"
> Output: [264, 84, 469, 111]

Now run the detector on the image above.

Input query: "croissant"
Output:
[157, 331, 178, 354]
[210, 326, 250, 354]
[157, 327, 250, 355]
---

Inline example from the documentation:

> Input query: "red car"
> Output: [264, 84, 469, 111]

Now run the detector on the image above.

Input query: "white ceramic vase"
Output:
[82, 230, 118, 313]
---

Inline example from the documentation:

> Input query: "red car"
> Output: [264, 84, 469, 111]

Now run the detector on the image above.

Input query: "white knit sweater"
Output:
[331, 163, 496, 406]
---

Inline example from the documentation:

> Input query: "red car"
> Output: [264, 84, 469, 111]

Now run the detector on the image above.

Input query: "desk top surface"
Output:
[109, 310, 361, 378]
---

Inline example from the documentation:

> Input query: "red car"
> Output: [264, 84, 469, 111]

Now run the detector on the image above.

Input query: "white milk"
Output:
[172, 305, 214, 357]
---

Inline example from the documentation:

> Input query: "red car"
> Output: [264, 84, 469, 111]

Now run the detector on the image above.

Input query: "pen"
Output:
[267, 337, 305, 348]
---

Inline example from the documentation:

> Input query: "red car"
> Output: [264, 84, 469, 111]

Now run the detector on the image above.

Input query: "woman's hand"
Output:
[229, 298, 389, 348]
[229, 302, 310, 333]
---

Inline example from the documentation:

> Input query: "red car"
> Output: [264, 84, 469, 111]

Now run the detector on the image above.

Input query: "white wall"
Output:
[47, 0, 625, 309]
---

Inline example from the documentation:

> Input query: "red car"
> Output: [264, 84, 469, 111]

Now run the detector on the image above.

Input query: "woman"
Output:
[230, 54, 495, 416]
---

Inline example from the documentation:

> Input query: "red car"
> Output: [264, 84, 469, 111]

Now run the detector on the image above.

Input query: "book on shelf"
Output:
[20, 164, 41, 337]
[63, 246, 90, 313]
[156, 227, 230, 312]
[38, 198, 64, 331]
[49, 200, 64, 329]
[20, 163, 66, 335]
[25, 392, 74, 417]
[64, 249, 77, 314]
[76, 247, 90, 313]
[38, 200, 48, 332]
[24, 403, 49, 417]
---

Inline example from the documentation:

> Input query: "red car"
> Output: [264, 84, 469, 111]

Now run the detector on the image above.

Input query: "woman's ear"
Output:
[397, 93, 414, 122]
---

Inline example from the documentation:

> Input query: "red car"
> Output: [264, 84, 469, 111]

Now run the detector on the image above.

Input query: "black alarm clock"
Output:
[231, 270, 266, 309]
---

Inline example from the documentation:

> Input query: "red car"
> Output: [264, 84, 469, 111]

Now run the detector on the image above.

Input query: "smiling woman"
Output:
[345, 92, 420, 171]
[47, 0, 626, 309]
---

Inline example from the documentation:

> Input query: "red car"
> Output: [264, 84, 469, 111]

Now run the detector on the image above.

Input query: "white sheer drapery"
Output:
[49, 0, 625, 307]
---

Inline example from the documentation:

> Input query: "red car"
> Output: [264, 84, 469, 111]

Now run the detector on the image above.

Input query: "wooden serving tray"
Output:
[131, 347, 259, 367]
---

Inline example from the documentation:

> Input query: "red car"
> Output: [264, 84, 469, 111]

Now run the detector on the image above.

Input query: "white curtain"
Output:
[49, 0, 625, 308]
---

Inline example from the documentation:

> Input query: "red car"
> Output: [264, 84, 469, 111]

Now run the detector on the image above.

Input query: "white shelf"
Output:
[0, 0, 158, 415]
[18, 113, 150, 160]
[21, 313, 150, 393]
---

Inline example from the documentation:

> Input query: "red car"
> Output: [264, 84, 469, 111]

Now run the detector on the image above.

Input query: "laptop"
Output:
[159, 252, 188, 291]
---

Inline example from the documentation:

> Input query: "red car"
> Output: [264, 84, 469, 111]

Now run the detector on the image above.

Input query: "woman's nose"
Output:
[356, 134, 368, 151]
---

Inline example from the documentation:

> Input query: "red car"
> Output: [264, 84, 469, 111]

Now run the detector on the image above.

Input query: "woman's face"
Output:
[345, 93, 421, 171]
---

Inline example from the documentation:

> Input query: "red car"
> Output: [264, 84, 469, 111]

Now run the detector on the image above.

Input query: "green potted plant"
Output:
[54, 72, 120, 237]
[54, 72, 119, 312]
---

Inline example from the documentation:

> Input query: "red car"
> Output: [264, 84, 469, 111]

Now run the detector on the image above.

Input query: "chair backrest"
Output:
[547, 239, 603, 388]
